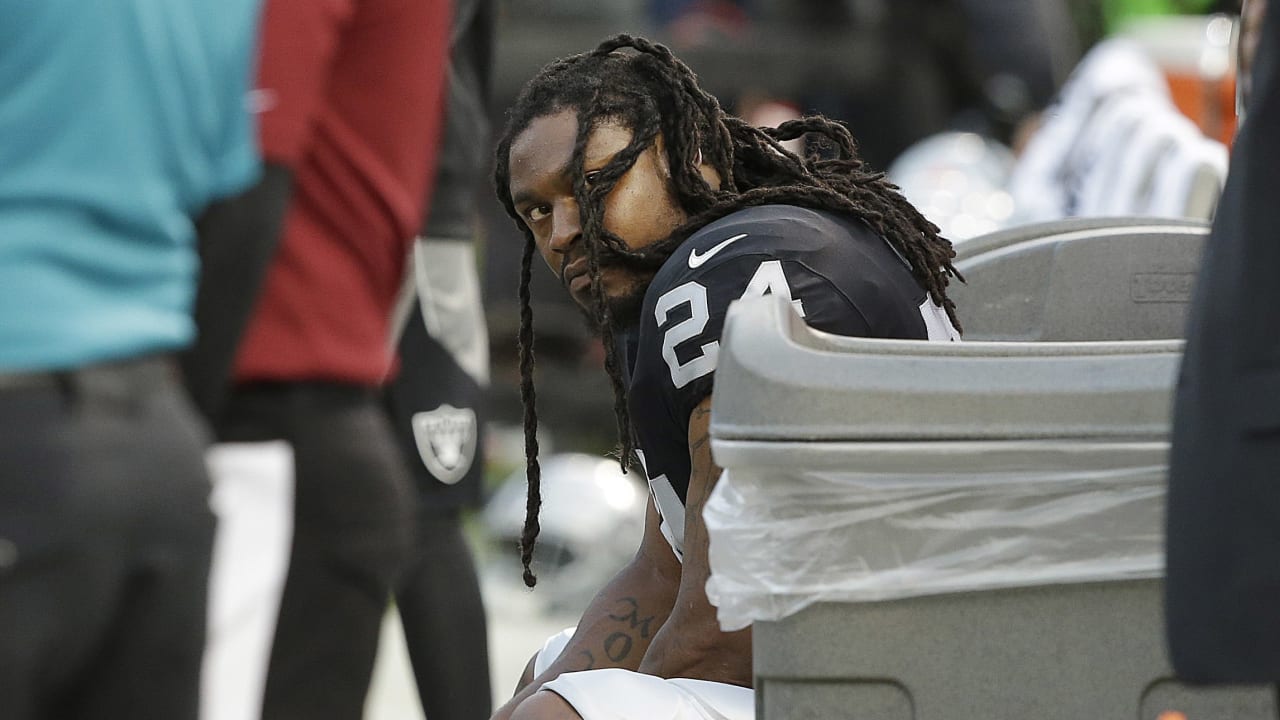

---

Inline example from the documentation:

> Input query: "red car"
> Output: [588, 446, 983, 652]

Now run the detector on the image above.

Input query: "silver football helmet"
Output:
[887, 131, 1017, 243]
[480, 453, 648, 616]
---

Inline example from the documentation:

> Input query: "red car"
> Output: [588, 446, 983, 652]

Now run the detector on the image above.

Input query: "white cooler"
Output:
[704, 218, 1275, 719]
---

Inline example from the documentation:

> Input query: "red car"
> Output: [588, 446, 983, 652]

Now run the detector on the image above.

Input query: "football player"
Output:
[491, 35, 962, 720]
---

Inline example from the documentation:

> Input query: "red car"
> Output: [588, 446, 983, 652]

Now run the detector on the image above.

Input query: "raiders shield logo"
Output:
[411, 405, 477, 485]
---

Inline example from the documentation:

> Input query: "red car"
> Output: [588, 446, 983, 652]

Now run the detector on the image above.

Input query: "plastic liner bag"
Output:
[703, 451, 1166, 632]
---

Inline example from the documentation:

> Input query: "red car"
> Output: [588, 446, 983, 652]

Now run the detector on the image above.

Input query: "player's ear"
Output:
[695, 147, 722, 191]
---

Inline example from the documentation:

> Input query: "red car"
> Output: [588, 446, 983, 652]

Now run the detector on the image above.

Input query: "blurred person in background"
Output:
[966, 0, 1245, 234]
[382, 0, 496, 716]
[183, 0, 453, 717]
[947, 0, 1082, 139]
[650, 0, 752, 46]
[490, 35, 961, 720]
[0, 0, 262, 718]
[1003, 34, 1230, 225]
[1166, 0, 1280, 689]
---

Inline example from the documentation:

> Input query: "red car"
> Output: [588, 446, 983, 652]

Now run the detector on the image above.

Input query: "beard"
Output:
[574, 267, 651, 337]
[569, 233, 661, 335]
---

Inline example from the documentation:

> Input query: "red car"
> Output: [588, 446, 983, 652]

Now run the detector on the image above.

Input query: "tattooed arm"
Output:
[638, 395, 753, 686]
[490, 493, 683, 719]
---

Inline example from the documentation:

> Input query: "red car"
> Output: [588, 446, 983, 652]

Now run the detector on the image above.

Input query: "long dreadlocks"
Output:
[494, 34, 962, 587]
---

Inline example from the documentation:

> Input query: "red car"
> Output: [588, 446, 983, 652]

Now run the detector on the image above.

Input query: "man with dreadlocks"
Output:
[492, 34, 962, 720]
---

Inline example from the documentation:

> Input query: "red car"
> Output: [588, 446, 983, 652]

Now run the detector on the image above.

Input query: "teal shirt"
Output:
[0, 0, 262, 371]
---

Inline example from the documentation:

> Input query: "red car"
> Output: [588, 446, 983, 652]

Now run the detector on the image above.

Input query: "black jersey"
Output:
[621, 204, 959, 558]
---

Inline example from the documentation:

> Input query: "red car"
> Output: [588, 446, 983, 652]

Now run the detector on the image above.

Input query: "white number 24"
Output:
[654, 260, 804, 388]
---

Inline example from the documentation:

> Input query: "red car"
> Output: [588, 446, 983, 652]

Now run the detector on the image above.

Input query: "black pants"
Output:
[218, 382, 413, 720]
[398, 506, 492, 720]
[0, 356, 215, 720]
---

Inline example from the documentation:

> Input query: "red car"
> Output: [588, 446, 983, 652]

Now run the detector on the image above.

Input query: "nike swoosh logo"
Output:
[688, 233, 748, 268]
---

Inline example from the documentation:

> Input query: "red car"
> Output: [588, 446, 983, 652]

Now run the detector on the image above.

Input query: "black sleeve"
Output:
[1165, 0, 1280, 681]
[179, 162, 293, 423]
[421, 0, 494, 240]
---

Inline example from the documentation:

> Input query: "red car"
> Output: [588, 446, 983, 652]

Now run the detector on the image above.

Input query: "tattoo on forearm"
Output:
[689, 405, 713, 456]
[577, 649, 596, 670]
[690, 430, 710, 456]
[585, 597, 661, 664]
[687, 451, 718, 509]
[607, 597, 656, 639]
[604, 632, 633, 662]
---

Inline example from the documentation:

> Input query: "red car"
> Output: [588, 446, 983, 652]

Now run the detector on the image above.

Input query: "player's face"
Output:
[507, 109, 688, 316]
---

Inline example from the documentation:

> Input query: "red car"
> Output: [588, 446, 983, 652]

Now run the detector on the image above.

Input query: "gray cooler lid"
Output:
[951, 217, 1208, 342]
[711, 294, 1183, 442]
[711, 217, 1206, 443]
